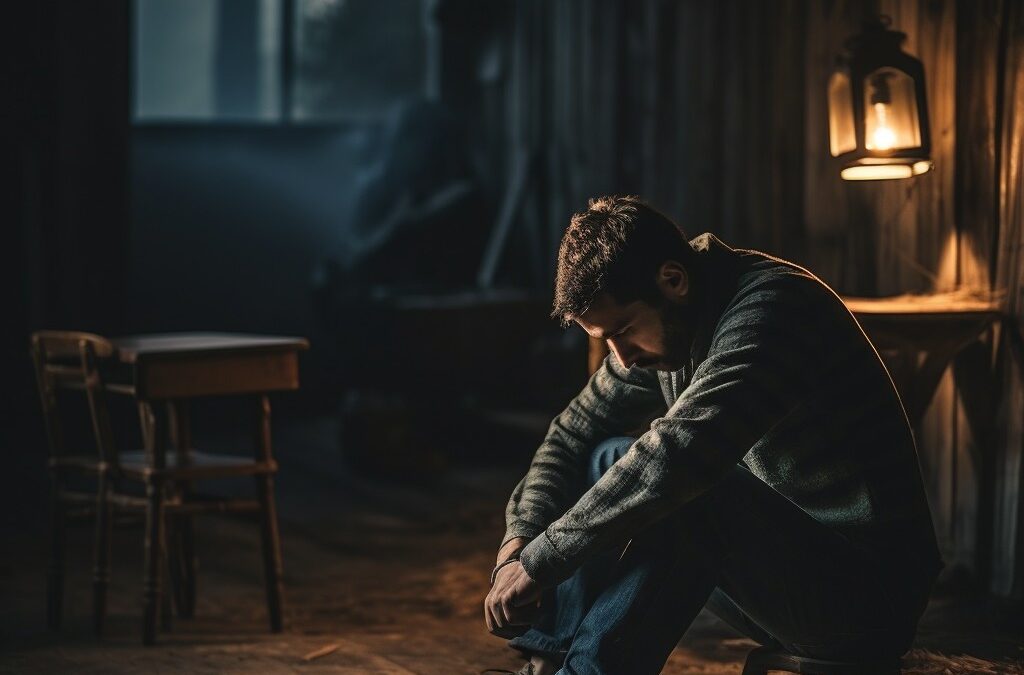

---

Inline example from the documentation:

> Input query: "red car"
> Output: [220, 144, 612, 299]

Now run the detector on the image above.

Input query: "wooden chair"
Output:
[742, 646, 903, 674]
[31, 330, 284, 644]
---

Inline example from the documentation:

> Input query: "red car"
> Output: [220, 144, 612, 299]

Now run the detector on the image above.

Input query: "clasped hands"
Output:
[484, 538, 542, 638]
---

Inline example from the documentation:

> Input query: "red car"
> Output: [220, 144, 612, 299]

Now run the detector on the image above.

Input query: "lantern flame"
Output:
[871, 102, 896, 150]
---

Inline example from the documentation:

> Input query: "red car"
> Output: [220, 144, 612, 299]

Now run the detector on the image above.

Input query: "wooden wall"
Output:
[3, 1, 132, 524]
[501, 0, 1024, 598]
[988, 0, 1024, 599]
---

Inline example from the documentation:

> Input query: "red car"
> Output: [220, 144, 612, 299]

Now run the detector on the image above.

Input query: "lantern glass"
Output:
[863, 67, 921, 152]
[828, 71, 856, 157]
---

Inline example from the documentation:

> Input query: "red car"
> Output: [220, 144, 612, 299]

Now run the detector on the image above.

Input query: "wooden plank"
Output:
[803, 0, 878, 294]
[993, 0, 1024, 599]
[955, 0, 1004, 291]
[874, 0, 922, 296]
[912, 0, 958, 292]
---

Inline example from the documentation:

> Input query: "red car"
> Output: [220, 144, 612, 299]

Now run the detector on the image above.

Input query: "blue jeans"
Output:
[508, 437, 931, 675]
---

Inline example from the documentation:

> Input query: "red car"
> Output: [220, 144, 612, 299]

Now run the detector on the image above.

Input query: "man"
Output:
[483, 196, 942, 675]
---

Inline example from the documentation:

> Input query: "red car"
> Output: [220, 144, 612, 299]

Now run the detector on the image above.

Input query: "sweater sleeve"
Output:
[519, 281, 814, 587]
[501, 350, 666, 548]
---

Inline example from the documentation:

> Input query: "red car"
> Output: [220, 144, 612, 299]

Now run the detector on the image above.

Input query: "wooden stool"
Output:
[742, 646, 903, 675]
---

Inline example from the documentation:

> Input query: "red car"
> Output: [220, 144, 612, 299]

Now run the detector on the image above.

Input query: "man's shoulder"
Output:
[691, 232, 836, 303]
[732, 256, 835, 309]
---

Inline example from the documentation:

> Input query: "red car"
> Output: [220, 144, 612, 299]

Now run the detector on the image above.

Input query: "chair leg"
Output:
[179, 514, 197, 618]
[742, 646, 904, 675]
[47, 480, 66, 630]
[92, 472, 113, 636]
[256, 474, 284, 632]
[165, 513, 197, 620]
[142, 480, 164, 645]
[165, 515, 185, 618]
[160, 514, 173, 632]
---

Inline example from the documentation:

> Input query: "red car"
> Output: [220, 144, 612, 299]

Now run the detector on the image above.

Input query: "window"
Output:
[133, 0, 429, 123]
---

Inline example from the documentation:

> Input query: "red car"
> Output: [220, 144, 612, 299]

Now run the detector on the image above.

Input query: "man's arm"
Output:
[500, 350, 666, 555]
[487, 353, 664, 634]
[519, 280, 819, 587]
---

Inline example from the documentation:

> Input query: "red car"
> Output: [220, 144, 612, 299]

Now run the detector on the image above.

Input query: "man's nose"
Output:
[607, 340, 637, 369]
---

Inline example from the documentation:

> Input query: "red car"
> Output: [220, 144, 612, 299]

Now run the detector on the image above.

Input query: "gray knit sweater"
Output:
[505, 233, 942, 589]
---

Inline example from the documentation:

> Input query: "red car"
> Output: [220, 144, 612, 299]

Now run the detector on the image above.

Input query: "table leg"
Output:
[255, 395, 284, 632]
[954, 334, 1000, 590]
[168, 400, 197, 618]
[142, 402, 166, 645]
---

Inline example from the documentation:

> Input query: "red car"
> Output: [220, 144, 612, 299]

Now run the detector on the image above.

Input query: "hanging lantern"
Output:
[828, 16, 932, 181]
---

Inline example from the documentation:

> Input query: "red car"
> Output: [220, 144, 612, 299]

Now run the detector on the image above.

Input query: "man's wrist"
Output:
[496, 536, 530, 565]
[489, 554, 521, 586]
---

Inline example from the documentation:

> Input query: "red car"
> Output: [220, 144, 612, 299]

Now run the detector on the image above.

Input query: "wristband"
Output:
[489, 554, 521, 586]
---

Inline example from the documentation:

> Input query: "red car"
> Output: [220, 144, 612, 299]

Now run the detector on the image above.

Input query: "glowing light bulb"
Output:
[871, 102, 896, 150]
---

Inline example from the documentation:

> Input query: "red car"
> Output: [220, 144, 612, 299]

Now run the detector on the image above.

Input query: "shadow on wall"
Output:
[129, 100, 495, 402]
[130, 124, 377, 400]
[129, 124, 368, 337]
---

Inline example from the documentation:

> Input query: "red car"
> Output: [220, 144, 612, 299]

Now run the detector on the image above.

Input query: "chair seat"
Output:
[53, 450, 276, 480]
[742, 646, 902, 675]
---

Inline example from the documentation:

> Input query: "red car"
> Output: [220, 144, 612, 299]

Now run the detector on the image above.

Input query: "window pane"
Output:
[134, 0, 282, 121]
[293, 0, 427, 121]
[828, 71, 856, 157]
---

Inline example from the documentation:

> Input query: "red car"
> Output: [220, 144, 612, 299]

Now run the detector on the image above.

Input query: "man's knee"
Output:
[587, 436, 636, 486]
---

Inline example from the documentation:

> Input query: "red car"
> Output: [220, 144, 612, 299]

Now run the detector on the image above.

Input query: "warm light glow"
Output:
[841, 164, 914, 180]
[912, 160, 932, 175]
[870, 102, 896, 150]
[864, 100, 897, 150]
[936, 230, 959, 290]
[828, 72, 856, 156]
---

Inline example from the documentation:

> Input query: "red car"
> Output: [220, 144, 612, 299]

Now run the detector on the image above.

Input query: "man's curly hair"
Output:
[551, 196, 695, 327]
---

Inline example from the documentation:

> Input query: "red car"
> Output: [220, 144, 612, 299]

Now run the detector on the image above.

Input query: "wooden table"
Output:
[841, 293, 1002, 431]
[841, 293, 1003, 586]
[108, 332, 309, 641]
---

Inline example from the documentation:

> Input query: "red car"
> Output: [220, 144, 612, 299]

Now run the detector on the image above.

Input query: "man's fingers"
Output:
[484, 591, 500, 632]
[486, 560, 542, 635]
[487, 593, 505, 628]
[500, 598, 514, 626]
[484, 598, 494, 632]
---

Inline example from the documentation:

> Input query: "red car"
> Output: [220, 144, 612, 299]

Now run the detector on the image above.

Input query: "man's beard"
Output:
[654, 299, 696, 371]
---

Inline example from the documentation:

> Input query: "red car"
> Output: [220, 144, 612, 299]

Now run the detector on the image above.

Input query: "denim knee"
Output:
[587, 436, 636, 486]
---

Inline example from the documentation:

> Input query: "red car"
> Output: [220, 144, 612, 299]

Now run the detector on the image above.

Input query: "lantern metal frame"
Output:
[830, 16, 932, 180]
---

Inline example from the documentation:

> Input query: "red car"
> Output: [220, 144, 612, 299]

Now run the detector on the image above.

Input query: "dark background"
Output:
[4, 0, 1024, 610]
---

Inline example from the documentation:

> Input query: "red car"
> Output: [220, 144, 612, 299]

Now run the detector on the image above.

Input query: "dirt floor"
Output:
[2, 416, 1022, 674]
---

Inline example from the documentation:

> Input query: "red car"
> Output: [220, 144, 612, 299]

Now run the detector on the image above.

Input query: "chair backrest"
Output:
[30, 331, 125, 466]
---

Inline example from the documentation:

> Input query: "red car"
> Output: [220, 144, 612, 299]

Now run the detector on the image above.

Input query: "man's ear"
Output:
[656, 261, 689, 303]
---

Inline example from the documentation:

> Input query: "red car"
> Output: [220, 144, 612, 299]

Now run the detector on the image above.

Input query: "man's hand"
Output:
[484, 559, 542, 637]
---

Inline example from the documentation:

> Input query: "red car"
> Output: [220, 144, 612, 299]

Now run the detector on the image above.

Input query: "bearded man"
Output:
[483, 196, 942, 675]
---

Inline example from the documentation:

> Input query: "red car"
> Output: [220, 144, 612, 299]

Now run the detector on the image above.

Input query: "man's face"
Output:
[574, 262, 696, 372]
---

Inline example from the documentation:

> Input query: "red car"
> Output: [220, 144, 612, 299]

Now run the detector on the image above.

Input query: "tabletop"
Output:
[108, 332, 309, 399]
[110, 333, 309, 364]
[841, 290, 1002, 318]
